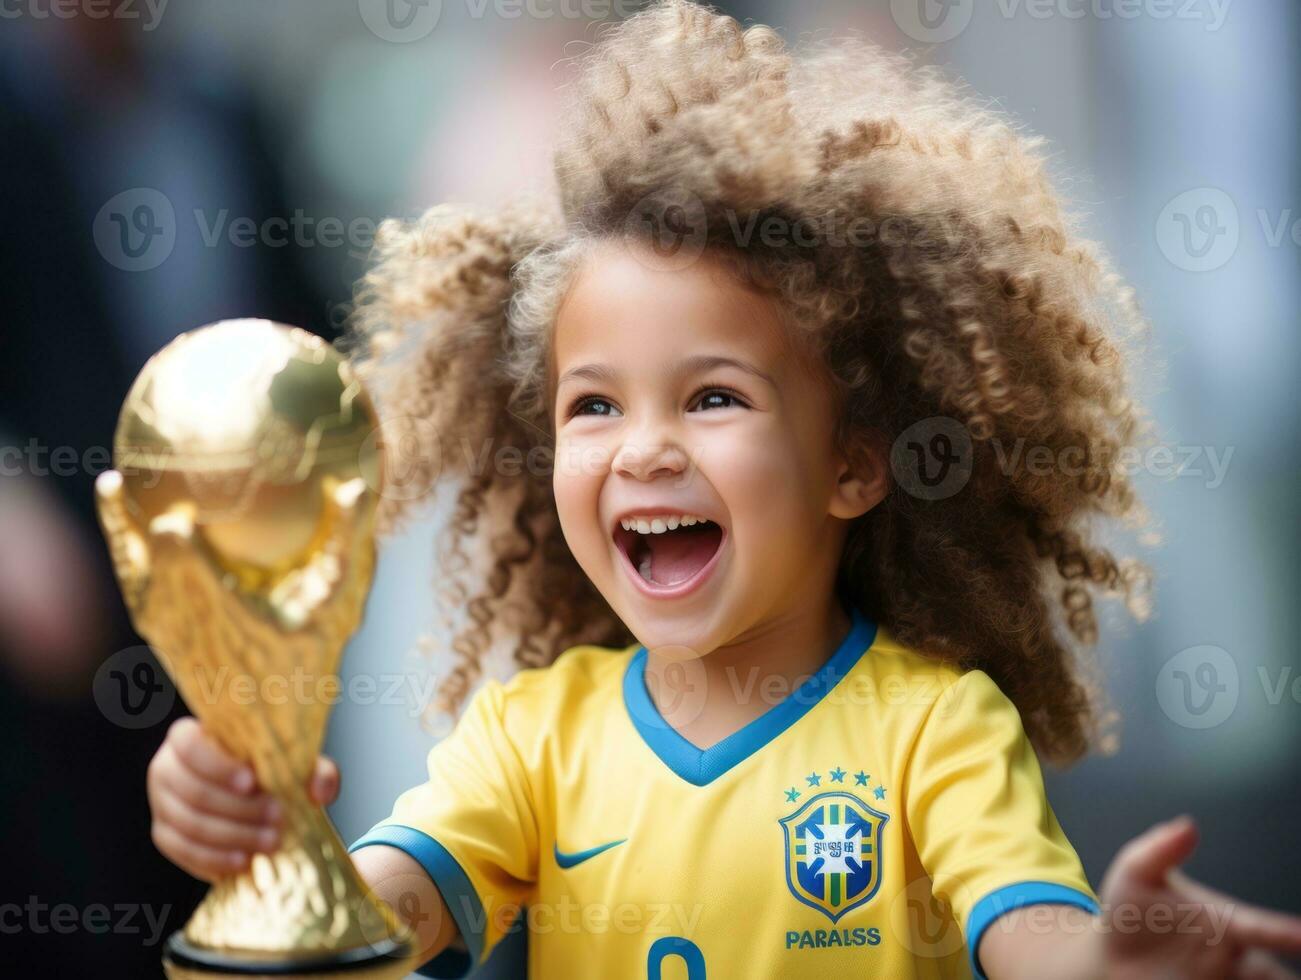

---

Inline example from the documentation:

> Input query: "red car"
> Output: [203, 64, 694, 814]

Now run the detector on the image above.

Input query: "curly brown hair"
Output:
[340, 0, 1154, 764]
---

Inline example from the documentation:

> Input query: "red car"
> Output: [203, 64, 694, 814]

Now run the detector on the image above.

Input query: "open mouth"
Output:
[612, 514, 725, 592]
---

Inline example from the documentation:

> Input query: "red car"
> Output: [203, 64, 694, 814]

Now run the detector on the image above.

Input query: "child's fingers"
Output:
[152, 744, 279, 826]
[1231, 948, 1299, 980]
[167, 717, 257, 794]
[1168, 866, 1301, 956]
[150, 820, 250, 883]
[1117, 814, 1199, 886]
[1225, 902, 1301, 958]
[153, 790, 280, 855]
[309, 755, 340, 807]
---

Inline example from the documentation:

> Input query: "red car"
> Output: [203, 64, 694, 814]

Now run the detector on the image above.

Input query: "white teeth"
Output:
[638, 553, 653, 581]
[619, 514, 711, 535]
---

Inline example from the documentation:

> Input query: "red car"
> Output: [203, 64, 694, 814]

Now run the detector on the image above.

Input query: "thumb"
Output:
[309, 755, 341, 807]
[1125, 815, 1199, 886]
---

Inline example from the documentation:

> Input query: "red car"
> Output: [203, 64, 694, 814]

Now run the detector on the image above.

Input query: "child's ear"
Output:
[829, 429, 890, 520]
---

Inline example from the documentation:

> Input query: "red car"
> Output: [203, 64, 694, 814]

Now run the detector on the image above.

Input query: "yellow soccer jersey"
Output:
[348, 609, 1098, 979]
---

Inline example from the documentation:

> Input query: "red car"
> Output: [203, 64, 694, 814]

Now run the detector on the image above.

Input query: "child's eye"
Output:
[570, 395, 622, 418]
[689, 386, 747, 412]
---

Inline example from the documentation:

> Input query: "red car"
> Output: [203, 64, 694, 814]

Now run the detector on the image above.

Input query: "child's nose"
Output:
[611, 439, 691, 482]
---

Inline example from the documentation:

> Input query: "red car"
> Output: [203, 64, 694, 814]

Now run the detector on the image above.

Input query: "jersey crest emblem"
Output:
[780, 791, 887, 922]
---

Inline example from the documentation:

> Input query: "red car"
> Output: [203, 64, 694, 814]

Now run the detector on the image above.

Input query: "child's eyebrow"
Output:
[556, 354, 776, 391]
[556, 362, 618, 390]
[681, 354, 776, 388]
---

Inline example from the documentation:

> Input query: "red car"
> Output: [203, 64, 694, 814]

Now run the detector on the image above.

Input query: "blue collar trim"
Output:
[622, 608, 877, 786]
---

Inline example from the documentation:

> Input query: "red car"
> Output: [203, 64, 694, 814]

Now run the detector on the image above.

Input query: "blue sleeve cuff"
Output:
[966, 880, 1100, 980]
[348, 824, 486, 979]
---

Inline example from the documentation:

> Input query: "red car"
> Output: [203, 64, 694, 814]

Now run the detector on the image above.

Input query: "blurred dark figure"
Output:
[0, 14, 331, 976]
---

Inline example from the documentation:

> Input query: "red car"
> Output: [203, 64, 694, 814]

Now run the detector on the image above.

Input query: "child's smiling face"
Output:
[551, 240, 883, 656]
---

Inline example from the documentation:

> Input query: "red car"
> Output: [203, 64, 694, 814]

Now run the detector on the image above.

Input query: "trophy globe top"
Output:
[113, 319, 382, 577]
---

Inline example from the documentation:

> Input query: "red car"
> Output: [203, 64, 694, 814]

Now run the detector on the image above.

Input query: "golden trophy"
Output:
[94, 320, 416, 978]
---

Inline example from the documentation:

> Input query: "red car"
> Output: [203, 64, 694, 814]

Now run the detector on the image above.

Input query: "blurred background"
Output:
[0, 0, 1296, 976]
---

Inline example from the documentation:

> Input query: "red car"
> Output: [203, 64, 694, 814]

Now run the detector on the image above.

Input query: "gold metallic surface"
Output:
[162, 963, 415, 980]
[95, 320, 414, 978]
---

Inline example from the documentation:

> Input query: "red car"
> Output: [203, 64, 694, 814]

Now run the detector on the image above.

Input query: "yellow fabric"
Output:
[360, 620, 1095, 979]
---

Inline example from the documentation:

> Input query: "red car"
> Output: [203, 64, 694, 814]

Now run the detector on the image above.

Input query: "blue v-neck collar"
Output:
[622, 608, 878, 786]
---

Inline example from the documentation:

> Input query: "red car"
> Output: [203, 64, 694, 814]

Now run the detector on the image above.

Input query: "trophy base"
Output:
[162, 932, 417, 980]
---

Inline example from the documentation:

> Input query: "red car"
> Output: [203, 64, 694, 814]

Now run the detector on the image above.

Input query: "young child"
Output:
[145, 1, 1301, 977]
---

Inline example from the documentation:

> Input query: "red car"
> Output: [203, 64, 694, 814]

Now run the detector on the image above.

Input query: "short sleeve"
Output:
[348, 679, 538, 978]
[903, 669, 1098, 980]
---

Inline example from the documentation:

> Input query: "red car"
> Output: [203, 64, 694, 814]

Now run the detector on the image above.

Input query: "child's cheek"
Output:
[553, 432, 598, 490]
[551, 433, 608, 574]
[698, 426, 814, 561]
